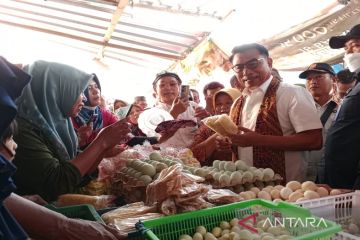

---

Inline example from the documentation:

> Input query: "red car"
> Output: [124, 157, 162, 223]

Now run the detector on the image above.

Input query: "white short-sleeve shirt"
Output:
[237, 77, 322, 181]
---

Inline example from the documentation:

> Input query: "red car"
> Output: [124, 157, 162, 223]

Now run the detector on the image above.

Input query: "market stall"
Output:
[47, 138, 359, 239]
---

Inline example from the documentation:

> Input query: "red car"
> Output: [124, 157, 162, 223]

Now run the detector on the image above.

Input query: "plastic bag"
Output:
[101, 202, 157, 224]
[205, 189, 243, 204]
[146, 165, 183, 205]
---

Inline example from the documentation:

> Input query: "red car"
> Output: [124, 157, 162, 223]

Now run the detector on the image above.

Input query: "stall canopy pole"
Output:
[96, 0, 129, 60]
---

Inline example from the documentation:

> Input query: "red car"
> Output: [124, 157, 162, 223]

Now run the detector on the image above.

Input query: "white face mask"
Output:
[343, 53, 360, 73]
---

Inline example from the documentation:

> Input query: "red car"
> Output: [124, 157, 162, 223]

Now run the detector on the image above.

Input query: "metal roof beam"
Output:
[0, 19, 184, 60]
[97, 0, 129, 59]
[10, 0, 198, 40]
[0, 6, 182, 54]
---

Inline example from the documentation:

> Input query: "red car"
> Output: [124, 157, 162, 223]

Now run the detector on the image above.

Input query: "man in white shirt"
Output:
[299, 63, 338, 183]
[216, 43, 322, 182]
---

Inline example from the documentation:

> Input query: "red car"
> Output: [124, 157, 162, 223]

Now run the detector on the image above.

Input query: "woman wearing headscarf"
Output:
[71, 74, 118, 149]
[0, 57, 126, 239]
[13, 61, 130, 201]
[190, 88, 241, 166]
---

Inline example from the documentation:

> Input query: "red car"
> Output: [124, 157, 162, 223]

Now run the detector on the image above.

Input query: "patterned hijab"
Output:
[16, 61, 92, 160]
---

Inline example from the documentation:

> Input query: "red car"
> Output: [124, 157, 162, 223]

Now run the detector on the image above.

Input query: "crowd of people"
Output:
[0, 23, 359, 239]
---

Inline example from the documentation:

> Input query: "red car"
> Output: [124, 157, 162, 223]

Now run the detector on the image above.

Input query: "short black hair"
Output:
[1, 120, 17, 143]
[229, 43, 269, 63]
[190, 89, 199, 94]
[203, 81, 224, 96]
[134, 96, 146, 102]
[336, 69, 357, 84]
[152, 71, 182, 90]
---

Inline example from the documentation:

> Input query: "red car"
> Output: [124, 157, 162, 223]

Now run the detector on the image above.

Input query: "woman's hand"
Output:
[96, 118, 131, 149]
[170, 96, 188, 119]
[59, 219, 126, 240]
[102, 145, 127, 158]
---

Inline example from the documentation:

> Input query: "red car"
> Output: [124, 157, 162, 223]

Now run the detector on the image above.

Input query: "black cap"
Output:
[329, 24, 360, 49]
[299, 63, 335, 79]
[336, 69, 356, 84]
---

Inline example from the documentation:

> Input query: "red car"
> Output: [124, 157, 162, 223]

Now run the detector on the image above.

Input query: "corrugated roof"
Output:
[0, 0, 235, 70]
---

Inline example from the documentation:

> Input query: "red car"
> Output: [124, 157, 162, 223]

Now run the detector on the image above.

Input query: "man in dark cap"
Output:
[325, 24, 360, 189]
[299, 63, 338, 183]
[335, 68, 356, 100]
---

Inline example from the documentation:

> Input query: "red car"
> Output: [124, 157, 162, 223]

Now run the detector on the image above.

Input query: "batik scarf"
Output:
[74, 106, 103, 131]
[73, 74, 103, 130]
[16, 61, 92, 160]
[230, 77, 286, 181]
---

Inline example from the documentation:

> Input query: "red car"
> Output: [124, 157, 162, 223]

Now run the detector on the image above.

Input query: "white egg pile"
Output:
[178, 215, 292, 240]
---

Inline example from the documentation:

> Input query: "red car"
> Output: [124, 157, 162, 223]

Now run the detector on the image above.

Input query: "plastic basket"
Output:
[135, 199, 340, 240]
[296, 191, 360, 240]
[46, 204, 104, 223]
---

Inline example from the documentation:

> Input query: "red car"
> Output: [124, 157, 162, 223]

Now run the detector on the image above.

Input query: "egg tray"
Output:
[114, 171, 149, 188]
[207, 173, 283, 189]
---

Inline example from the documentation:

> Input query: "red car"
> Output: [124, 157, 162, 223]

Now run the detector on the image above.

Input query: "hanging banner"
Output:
[260, 0, 360, 71]
[170, 40, 231, 86]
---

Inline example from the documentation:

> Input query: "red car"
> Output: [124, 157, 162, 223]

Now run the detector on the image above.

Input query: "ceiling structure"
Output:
[0, 0, 236, 71]
[0, 0, 355, 101]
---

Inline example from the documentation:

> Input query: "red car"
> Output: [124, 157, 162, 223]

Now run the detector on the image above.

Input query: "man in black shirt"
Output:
[324, 24, 360, 189]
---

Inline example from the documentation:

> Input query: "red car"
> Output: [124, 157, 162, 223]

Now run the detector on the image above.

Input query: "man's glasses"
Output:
[232, 57, 265, 73]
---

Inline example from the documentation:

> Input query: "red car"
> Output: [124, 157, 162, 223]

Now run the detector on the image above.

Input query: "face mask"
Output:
[343, 53, 360, 73]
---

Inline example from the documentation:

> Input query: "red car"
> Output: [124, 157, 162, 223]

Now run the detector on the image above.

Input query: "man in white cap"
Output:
[325, 24, 360, 189]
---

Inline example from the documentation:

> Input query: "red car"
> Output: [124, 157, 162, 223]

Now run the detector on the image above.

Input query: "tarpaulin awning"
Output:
[260, 0, 360, 71]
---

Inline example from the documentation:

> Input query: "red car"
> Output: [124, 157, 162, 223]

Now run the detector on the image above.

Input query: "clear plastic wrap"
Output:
[101, 202, 157, 224]
[173, 184, 209, 203]
[146, 165, 183, 205]
[205, 188, 243, 204]
[146, 164, 213, 214]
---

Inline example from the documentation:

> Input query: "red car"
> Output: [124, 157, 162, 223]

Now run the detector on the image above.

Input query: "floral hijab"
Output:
[16, 61, 92, 160]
